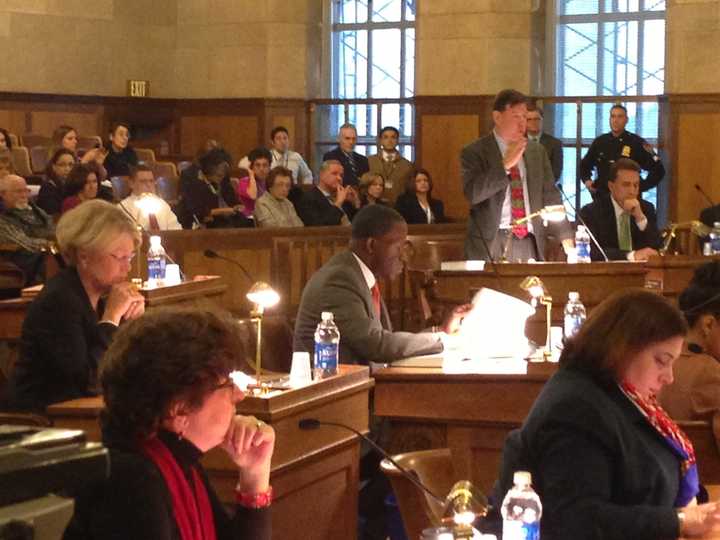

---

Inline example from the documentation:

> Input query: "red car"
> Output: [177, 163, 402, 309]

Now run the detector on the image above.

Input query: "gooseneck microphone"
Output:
[555, 184, 609, 262]
[298, 418, 444, 503]
[695, 184, 716, 208]
[203, 249, 254, 284]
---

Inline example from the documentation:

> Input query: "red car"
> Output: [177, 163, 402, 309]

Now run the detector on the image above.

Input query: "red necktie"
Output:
[148, 213, 160, 232]
[509, 166, 528, 239]
[371, 283, 382, 318]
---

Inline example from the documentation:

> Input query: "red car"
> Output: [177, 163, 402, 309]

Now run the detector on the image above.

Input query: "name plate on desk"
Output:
[440, 260, 485, 271]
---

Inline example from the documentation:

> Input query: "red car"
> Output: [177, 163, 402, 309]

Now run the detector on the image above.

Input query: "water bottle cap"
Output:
[321, 311, 334, 321]
[513, 471, 532, 486]
[568, 291, 579, 301]
[577, 225, 585, 232]
[150, 235, 162, 247]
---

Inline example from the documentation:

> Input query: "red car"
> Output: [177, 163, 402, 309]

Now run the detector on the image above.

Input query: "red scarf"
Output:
[141, 436, 217, 540]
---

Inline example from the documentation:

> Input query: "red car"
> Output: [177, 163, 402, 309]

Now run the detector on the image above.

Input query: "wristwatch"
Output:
[676, 510, 686, 534]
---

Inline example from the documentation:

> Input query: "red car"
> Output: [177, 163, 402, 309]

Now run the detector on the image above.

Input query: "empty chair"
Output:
[10, 146, 33, 177]
[30, 145, 50, 174]
[156, 175, 179, 204]
[8, 133, 19, 147]
[20, 134, 52, 148]
[135, 148, 156, 166]
[77, 135, 103, 153]
[110, 176, 130, 199]
[380, 448, 459, 540]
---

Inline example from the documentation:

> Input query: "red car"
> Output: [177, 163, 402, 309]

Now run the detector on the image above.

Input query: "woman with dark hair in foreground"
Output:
[493, 289, 720, 540]
[64, 308, 274, 539]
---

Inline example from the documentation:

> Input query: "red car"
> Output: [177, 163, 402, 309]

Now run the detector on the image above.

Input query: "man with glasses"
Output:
[119, 164, 181, 231]
[0, 174, 54, 284]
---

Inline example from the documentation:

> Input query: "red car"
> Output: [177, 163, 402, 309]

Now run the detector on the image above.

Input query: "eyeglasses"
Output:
[107, 252, 136, 264]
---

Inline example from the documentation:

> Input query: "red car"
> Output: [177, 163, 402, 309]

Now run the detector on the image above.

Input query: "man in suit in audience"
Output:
[323, 123, 369, 188]
[293, 204, 469, 365]
[526, 102, 563, 182]
[296, 160, 359, 226]
[579, 158, 662, 261]
[460, 89, 574, 261]
[367, 126, 414, 204]
[0, 174, 54, 285]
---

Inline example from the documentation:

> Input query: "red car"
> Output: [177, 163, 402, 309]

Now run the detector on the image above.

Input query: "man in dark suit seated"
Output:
[293, 204, 469, 365]
[0, 174, 54, 285]
[579, 157, 662, 261]
[322, 123, 369, 188]
[296, 160, 359, 226]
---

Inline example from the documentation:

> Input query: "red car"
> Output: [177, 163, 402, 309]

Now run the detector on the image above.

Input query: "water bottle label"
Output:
[503, 520, 540, 540]
[315, 343, 338, 371]
[148, 258, 166, 280]
[576, 241, 590, 260]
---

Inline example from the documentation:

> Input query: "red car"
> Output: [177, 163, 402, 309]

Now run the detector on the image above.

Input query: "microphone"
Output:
[695, 184, 716, 208]
[203, 249, 254, 284]
[298, 418, 444, 504]
[555, 184, 610, 262]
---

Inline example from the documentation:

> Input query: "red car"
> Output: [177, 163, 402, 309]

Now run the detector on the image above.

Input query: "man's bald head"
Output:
[0, 174, 30, 209]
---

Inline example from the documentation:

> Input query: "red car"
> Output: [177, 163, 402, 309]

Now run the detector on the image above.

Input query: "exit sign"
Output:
[127, 80, 150, 97]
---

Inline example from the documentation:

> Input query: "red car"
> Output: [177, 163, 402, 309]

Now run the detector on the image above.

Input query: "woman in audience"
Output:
[177, 147, 250, 229]
[254, 166, 304, 228]
[61, 164, 99, 213]
[103, 122, 139, 178]
[36, 147, 75, 216]
[357, 172, 388, 207]
[0, 127, 13, 151]
[64, 308, 274, 539]
[493, 289, 720, 540]
[8, 200, 144, 411]
[660, 261, 720, 420]
[394, 168, 446, 225]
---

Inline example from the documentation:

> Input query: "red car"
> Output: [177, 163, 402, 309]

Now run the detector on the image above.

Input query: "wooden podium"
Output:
[47, 365, 372, 540]
[373, 364, 557, 495]
[644, 254, 720, 303]
[414, 262, 646, 343]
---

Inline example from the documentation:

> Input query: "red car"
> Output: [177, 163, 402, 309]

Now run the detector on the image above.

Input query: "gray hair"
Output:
[319, 159, 343, 174]
[338, 123, 357, 134]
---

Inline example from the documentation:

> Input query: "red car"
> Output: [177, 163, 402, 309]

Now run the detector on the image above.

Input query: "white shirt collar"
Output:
[611, 196, 626, 220]
[351, 252, 376, 290]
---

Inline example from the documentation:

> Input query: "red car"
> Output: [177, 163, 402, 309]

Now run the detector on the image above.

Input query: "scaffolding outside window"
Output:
[313, 1, 415, 169]
[549, 0, 666, 215]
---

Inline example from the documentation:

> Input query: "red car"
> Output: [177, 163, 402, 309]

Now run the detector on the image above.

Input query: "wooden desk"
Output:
[644, 254, 720, 303]
[48, 365, 373, 540]
[373, 364, 557, 495]
[0, 297, 31, 341]
[416, 262, 646, 343]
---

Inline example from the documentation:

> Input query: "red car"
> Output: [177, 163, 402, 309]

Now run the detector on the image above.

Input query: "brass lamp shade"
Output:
[246, 281, 280, 309]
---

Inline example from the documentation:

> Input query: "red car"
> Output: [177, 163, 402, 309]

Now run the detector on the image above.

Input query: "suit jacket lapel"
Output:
[346, 252, 388, 329]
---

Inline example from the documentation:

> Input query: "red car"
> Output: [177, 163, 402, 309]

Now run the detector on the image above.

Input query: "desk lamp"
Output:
[520, 276, 552, 361]
[442, 481, 489, 538]
[246, 282, 280, 381]
[660, 220, 710, 255]
[502, 205, 567, 262]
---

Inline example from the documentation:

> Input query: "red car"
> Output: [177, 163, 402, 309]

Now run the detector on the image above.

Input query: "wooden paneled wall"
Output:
[665, 95, 720, 223]
[0, 91, 718, 224]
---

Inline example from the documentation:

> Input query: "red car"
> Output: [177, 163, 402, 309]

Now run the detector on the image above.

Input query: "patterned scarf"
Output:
[621, 381, 699, 506]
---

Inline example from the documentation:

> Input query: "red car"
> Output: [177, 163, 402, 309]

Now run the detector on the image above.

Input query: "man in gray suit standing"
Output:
[460, 89, 574, 261]
[293, 204, 469, 365]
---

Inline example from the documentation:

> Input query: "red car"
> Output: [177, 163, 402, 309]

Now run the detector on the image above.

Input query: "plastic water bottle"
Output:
[711, 222, 720, 255]
[564, 291, 587, 340]
[314, 312, 339, 379]
[575, 225, 591, 263]
[501, 471, 542, 540]
[147, 235, 167, 287]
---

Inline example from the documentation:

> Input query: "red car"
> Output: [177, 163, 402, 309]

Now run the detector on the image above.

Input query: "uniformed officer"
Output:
[580, 104, 664, 196]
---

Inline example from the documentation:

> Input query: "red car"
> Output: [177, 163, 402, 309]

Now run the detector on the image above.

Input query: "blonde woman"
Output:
[8, 200, 144, 411]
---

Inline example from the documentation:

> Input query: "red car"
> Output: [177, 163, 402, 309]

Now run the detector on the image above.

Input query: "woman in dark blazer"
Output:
[492, 289, 720, 540]
[37, 148, 76, 216]
[64, 308, 273, 539]
[8, 200, 145, 411]
[394, 168, 446, 225]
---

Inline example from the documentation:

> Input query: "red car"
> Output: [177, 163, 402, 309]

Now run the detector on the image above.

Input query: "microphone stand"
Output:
[298, 418, 445, 504]
[555, 185, 610, 262]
